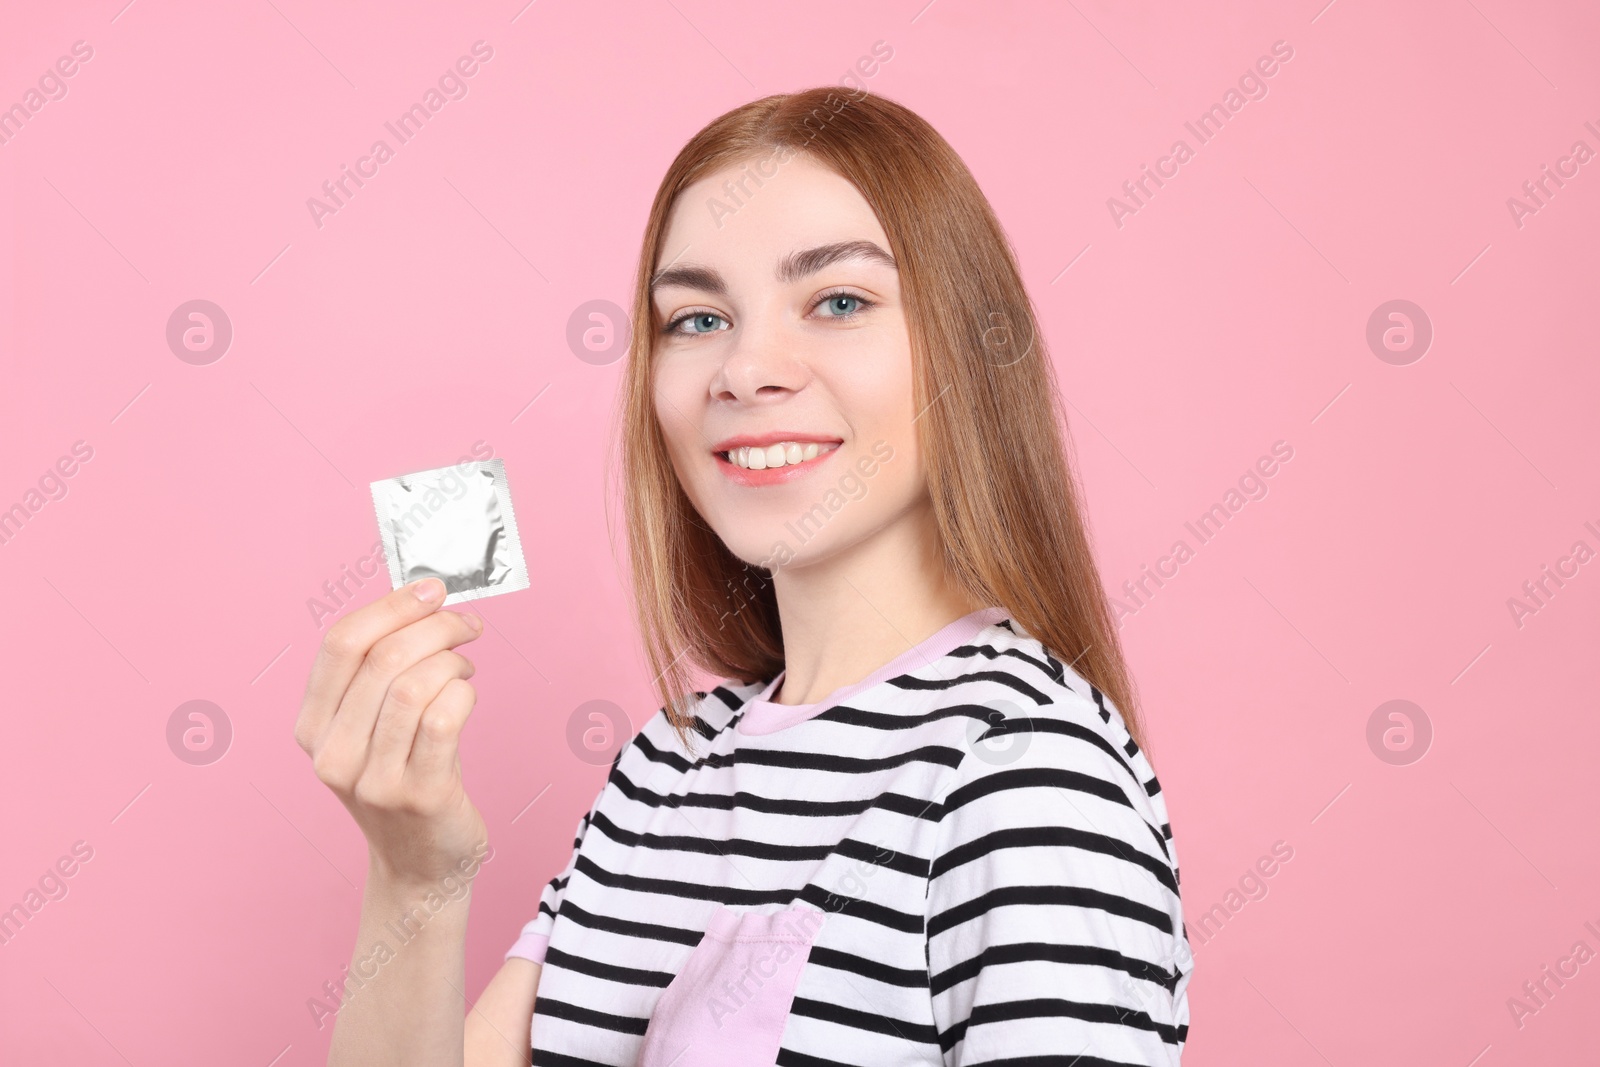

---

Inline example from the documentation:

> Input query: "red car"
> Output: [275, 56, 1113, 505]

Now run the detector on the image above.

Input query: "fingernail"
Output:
[462, 613, 483, 631]
[411, 577, 445, 603]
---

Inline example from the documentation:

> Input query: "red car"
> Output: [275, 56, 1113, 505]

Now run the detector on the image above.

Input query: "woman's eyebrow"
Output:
[776, 239, 897, 283]
[649, 239, 896, 297]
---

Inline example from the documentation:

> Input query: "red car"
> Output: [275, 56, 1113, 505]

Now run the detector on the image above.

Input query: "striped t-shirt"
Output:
[507, 605, 1192, 1065]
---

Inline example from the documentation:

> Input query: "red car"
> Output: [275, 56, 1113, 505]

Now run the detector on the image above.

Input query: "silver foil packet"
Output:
[369, 457, 529, 606]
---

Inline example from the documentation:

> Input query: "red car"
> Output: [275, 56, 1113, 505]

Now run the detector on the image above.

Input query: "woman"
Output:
[296, 86, 1192, 1065]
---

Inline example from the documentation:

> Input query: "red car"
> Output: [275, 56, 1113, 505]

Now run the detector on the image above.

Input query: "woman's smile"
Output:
[710, 431, 844, 486]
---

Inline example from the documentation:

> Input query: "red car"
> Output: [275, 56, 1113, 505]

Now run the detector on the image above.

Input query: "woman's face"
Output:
[650, 152, 925, 574]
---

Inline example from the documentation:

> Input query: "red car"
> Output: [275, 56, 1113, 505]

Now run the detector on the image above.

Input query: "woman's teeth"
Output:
[724, 441, 838, 470]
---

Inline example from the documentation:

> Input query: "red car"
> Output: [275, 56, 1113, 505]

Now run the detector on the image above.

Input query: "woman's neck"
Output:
[765, 500, 985, 706]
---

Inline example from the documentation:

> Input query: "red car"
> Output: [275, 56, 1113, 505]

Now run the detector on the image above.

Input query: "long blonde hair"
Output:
[613, 86, 1150, 758]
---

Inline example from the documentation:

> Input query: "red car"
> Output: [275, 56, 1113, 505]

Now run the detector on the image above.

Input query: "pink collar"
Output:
[736, 606, 1010, 735]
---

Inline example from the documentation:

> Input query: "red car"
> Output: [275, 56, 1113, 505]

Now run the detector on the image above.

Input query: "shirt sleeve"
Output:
[925, 704, 1192, 1065]
[504, 792, 601, 965]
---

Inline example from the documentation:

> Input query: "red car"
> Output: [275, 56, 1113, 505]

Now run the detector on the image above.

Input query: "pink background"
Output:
[2, 0, 1597, 1063]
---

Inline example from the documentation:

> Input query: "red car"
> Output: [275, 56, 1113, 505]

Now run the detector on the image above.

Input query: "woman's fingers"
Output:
[366, 649, 476, 784]
[293, 577, 494, 891]
[294, 577, 448, 756]
[406, 677, 479, 796]
[319, 609, 484, 785]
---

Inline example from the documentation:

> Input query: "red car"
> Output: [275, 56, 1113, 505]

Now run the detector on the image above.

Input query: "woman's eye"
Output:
[668, 311, 729, 335]
[815, 294, 866, 318]
[665, 293, 873, 335]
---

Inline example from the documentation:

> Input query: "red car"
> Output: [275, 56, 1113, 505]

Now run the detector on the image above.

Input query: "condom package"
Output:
[369, 457, 529, 606]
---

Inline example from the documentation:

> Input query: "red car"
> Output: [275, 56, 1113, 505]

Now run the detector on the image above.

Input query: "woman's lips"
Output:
[714, 445, 841, 486]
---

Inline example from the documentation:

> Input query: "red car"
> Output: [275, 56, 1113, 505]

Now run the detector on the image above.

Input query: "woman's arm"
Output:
[465, 959, 542, 1065]
[322, 871, 542, 1066]
[291, 576, 505, 1065]
[326, 868, 474, 1064]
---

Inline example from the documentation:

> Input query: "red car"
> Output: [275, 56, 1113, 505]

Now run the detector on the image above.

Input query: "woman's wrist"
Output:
[365, 855, 480, 911]
[365, 837, 493, 896]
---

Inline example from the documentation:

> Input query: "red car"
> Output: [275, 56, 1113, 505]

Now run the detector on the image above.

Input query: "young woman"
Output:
[296, 86, 1192, 1065]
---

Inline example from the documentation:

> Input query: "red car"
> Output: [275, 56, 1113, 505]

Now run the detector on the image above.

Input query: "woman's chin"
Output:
[719, 532, 824, 575]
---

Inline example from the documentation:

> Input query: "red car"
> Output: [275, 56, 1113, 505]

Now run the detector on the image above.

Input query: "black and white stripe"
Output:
[513, 615, 1191, 1064]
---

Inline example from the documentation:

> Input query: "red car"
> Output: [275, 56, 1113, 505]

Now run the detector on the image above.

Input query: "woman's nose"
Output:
[712, 316, 810, 403]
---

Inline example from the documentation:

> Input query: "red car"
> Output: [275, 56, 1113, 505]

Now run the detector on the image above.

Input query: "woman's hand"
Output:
[294, 576, 489, 888]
